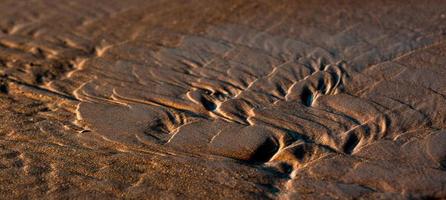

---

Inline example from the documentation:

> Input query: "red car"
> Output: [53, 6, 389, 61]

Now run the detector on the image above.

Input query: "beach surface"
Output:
[0, 0, 446, 199]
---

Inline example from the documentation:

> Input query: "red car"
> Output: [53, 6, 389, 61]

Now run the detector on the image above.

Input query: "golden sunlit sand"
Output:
[0, 1, 445, 199]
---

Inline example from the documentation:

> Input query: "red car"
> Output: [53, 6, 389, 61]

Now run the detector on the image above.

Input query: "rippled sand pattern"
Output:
[1, 0, 446, 199]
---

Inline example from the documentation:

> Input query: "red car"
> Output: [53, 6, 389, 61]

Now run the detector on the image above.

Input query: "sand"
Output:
[0, 0, 446, 199]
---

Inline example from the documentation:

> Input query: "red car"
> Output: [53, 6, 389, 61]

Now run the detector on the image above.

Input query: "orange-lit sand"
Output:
[1, 1, 446, 199]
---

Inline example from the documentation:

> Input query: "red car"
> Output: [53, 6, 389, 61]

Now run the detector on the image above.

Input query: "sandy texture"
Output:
[1, 0, 446, 199]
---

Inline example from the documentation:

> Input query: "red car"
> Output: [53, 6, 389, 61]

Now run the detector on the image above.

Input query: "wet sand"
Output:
[1, 0, 446, 199]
